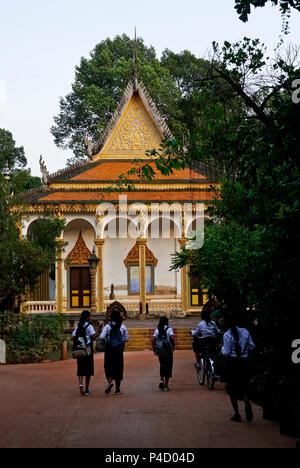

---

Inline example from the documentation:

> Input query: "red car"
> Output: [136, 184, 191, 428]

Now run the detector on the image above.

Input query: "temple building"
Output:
[21, 73, 218, 319]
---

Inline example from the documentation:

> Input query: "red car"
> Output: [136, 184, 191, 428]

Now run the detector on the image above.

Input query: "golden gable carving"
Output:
[124, 241, 158, 267]
[65, 231, 92, 269]
[105, 96, 162, 154]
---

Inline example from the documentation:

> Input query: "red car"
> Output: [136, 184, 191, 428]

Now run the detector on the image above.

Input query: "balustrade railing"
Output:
[25, 301, 57, 314]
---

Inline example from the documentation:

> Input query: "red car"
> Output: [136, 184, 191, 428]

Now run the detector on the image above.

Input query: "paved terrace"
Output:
[0, 351, 295, 448]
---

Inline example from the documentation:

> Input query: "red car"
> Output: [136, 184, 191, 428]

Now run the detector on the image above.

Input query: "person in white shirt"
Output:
[152, 316, 175, 392]
[100, 309, 129, 395]
[191, 309, 221, 367]
[221, 317, 255, 423]
[71, 310, 103, 396]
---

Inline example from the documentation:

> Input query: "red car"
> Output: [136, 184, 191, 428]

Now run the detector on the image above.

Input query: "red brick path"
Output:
[0, 351, 295, 448]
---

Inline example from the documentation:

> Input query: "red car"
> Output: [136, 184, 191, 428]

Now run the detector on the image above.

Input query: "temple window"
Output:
[128, 264, 154, 295]
[124, 242, 158, 296]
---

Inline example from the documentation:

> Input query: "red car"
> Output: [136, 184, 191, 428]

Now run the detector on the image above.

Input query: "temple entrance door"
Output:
[190, 269, 204, 308]
[70, 267, 91, 309]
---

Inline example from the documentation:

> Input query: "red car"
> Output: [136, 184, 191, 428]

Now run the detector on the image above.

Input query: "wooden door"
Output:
[190, 270, 204, 308]
[70, 267, 91, 309]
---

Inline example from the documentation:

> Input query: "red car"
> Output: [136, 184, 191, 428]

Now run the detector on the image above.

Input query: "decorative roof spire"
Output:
[133, 27, 138, 92]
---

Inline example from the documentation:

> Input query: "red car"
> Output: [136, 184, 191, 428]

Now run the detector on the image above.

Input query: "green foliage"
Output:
[51, 34, 183, 163]
[0, 128, 43, 193]
[0, 313, 67, 364]
[136, 38, 300, 375]
[0, 179, 66, 311]
[235, 0, 300, 22]
[0, 128, 27, 171]
[234, 0, 300, 39]
[9, 169, 42, 195]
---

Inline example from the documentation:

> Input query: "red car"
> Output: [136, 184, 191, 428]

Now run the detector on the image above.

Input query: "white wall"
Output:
[103, 238, 135, 298]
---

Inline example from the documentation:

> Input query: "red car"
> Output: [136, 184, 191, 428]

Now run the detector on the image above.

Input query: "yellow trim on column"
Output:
[56, 239, 64, 313]
[95, 238, 106, 314]
[137, 238, 148, 314]
[178, 238, 189, 316]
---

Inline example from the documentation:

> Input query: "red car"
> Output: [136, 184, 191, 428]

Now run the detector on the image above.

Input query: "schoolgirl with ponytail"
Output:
[100, 308, 129, 395]
[72, 311, 103, 396]
[221, 314, 255, 423]
[152, 316, 175, 392]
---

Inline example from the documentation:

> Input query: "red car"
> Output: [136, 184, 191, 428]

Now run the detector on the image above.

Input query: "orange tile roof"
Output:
[70, 161, 206, 182]
[39, 191, 218, 203]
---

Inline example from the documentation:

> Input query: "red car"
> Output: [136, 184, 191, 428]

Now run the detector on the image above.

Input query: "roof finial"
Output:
[133, 27, 138, 92]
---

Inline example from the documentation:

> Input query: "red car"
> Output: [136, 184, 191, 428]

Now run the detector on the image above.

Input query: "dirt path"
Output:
[0, 351, 295, 448]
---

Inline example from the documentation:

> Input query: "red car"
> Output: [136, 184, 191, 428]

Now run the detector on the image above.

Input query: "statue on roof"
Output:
[84, 134, 94, 159]
[39, 155, 49, 185]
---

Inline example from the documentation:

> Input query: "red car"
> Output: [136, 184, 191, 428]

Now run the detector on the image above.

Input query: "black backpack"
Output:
[72, 324, 91, 359]
[155, 327, 172, 358]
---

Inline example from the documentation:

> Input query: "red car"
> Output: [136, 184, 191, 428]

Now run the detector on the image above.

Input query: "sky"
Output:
[0, 0, 299, 177]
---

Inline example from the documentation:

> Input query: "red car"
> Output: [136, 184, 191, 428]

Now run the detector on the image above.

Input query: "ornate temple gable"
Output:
[38, 81, 173, 187]
[65, 231, 92, 269]
[124, 241, 158, 267]
[103, 95, 162, 156]
[92, 81, 173, 161]
[94, 94, 162, 160]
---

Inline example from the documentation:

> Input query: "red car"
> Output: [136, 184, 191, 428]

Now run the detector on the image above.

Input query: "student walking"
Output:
[152, 317, 175, 392]
[221, 317, 255, 423]
[100, 309, 129, 395]
[72, 310, 102, 396]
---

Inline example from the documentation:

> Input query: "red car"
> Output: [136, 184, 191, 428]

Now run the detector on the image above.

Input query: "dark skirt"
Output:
[104, 344, 124, 381]
[77, 344, 94, 378]
[225, 357, 250, 401]
[158, 353, 173, 379]
[192, 336, 217, 354]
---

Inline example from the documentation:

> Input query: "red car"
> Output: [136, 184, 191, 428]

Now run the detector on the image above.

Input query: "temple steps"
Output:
[125, 328, 193, 352]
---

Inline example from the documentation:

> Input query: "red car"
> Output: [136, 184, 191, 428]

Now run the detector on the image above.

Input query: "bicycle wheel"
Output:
[197, 359, 205, 386]
[207, 359, 215, 391]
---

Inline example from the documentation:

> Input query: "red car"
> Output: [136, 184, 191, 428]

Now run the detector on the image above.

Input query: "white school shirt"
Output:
[221, 328, 255, 358]
[100, 323, 130, 343]
[153, 326, 175, 344]
[191, 320, 220, 339]
[72, 322, 96, 345]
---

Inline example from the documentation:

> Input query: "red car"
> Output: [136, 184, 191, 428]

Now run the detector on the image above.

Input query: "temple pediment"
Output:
[97, 94, 162, 159]
[92, 81, 173, 161]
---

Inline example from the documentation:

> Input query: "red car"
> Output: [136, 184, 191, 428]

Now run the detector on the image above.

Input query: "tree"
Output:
[235, 0, 300, 37]
[235, 0, 300, 22]
[0, 128, 43, 193]
[0, 128, 27, 172]
[10, 169, 43, 195]
[0, 176, 66, 312]
[116, 38, 300, 377]
[161, 49, 242, 139]
[51, 34, 183, 164]
[168, 40, 300, 376]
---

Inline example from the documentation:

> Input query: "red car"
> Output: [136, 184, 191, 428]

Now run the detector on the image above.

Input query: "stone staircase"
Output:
[125, 328, 193, 352]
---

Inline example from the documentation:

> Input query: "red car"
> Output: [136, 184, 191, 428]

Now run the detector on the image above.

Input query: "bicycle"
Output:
[194, 344, 217, 391]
